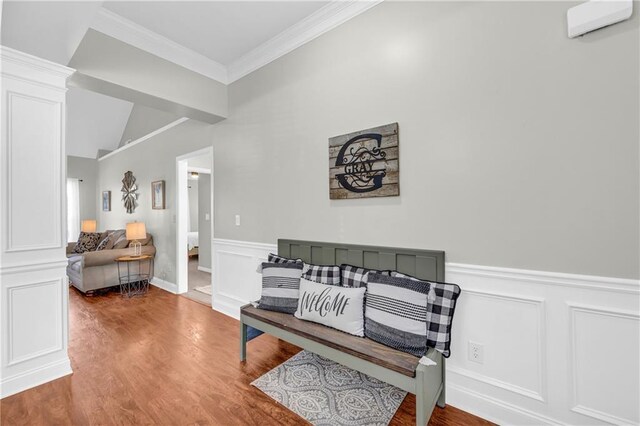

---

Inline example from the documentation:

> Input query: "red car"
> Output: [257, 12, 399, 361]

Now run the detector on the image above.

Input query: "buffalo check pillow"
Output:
[392, 271, 461, 358]
[302, 263, 341, 286]
[365, 273, 431, 357]
[257, 262, 304, 314]
[340, 264, 391, 288]
[268, 253, 303, 264]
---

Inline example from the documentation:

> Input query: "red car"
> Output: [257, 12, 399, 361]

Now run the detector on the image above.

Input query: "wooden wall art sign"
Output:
[329, 123, 399, 199]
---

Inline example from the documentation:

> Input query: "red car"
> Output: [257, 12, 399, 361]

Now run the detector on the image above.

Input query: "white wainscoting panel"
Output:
[212, 239, 640, 425]
[0, 46, 74, 398]
[568, 304, 639, 425]
[212, 239, 276, 319]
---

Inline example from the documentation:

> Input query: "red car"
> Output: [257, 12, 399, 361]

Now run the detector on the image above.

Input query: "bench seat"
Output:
[241, 305, 420, 377]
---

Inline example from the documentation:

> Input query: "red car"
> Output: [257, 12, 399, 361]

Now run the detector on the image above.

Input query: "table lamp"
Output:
[81, 220, 97, 233]
[126, 222, 146, 257]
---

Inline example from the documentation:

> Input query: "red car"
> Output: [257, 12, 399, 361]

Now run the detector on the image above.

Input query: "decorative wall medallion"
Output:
[329, 123, 399, 199]
[121, 171, 138, 214]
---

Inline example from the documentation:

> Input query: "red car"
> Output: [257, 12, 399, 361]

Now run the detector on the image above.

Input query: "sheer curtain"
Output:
[67, 178, 80, 242]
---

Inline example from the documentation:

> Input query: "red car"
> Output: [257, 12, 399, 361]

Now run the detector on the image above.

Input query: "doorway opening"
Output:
[176, 147, 213, 305]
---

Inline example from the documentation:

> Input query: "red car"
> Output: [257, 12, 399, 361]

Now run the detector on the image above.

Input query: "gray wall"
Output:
[210, 1, 639, 279]
[97, 119, 213, 283]
[198, 173, 212, 270]
[67, 155, 98, 226]
[188, 179, 199, 232]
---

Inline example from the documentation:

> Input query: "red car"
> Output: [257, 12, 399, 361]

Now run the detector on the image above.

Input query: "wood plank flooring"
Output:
[1, 286, 493, 426]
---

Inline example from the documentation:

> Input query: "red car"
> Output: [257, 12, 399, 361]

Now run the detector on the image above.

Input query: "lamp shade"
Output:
[81, 220, 97, 233]
[126, 222, 146, 240]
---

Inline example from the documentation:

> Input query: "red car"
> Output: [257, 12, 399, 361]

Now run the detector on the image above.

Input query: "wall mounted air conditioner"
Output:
[567, 0, 633, 38]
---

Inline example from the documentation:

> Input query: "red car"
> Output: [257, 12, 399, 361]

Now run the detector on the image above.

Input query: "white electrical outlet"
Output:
[205, 213, 210, 221]
[468, 341, 484, 364]
[235, 215, 241, 226]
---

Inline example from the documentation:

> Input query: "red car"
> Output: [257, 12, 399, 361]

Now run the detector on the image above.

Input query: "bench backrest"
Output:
[277, 239, 444, 282]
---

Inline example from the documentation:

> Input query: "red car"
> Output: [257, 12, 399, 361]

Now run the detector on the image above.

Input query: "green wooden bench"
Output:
[240, 239, 447, 426]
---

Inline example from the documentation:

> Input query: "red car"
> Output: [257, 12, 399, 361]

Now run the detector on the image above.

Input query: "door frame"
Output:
[175, 146, 214, 297]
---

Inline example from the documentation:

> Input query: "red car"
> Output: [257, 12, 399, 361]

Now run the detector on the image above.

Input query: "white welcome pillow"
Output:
[295, 277, 366, 337]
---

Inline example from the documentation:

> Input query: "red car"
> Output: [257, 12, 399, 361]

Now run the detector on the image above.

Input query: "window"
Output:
[67, 178, 80, 242]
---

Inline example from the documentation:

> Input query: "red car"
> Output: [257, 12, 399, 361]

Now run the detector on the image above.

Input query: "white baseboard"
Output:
[1, 357, 72, 399]
[447, 383, 562, 426]
[151, 277, 178, 294]
[212, 295, 245, 320]
[197, 266, 212, 273]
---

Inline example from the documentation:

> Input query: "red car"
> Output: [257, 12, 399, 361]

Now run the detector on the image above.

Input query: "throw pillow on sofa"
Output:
[257, 262, 304, 314]
[295, 278, 366, 336]
[73, 232, 102, 253]
[95, 236, 110, 251]
[256, 253, 302, 273]
[391, 272, 461, 358]
[364, 273, 432, 357]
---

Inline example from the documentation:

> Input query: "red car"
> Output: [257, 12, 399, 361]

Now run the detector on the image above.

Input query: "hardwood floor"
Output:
[1, 286, 492, 426]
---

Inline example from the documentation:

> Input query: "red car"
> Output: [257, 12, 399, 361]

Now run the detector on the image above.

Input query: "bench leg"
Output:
[240, 321, 247, 362]
[415, 367, 429, 426]
[437, 359, 446, 408]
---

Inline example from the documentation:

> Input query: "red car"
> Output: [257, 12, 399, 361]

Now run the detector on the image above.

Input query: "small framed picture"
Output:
[102, 191, 111, 211]
[152, 180, 165, 210]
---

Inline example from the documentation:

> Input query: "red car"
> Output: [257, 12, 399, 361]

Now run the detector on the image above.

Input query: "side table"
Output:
[115, 255, 154, 297]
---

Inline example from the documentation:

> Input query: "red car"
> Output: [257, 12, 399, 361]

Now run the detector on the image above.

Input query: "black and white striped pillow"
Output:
[364, 273, 431, 357]
[340, 264, 391, 288]
[257, 262, 304, 314]
[302, 264, 341, 286]
[392, 272, 461, 358]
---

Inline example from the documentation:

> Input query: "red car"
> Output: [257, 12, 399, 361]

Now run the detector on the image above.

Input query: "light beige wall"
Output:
[211, 1, 639, 279]
[119, 104, 180, 147]
[97, 119, 213, 283]
[188, 179, 198, 232]
[67, 155, 98, 226]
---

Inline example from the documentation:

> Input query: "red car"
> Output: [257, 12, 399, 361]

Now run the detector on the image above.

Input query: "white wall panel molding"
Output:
[568, 304, 639, 425]
[0, 259, 68, 275]
[447, 263, 640, 295]
[227, 0, 383, 83]
[0, 46, 74, 398]
[4, 91, 62, 253]
[90, 8, 228, 84]
[213, 239, 640, 425]
[448, 289, 547, 403]
[6, 279, 64, 366]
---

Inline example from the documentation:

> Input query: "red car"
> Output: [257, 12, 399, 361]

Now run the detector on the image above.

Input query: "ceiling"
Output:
[1, 1, 379, 157]
[66, 87, 134, 159]
[102, 1, 328, 66]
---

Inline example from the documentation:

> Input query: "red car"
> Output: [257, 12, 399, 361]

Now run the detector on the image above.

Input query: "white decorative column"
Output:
[0, 46, 75, 398]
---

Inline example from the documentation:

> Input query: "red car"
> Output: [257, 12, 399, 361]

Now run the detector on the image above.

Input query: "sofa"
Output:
[66, 229, 156, 293]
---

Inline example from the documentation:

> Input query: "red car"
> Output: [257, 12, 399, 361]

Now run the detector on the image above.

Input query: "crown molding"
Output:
[0, 45, 75, 78]
[90, 8, 229, 84]
[227, 0, 383, 83]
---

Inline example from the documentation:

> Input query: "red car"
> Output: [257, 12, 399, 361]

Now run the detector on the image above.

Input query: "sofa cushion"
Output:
[95, 236, 110, 251]
[112, 232, 130, 249]
[73, 232, 102, 253]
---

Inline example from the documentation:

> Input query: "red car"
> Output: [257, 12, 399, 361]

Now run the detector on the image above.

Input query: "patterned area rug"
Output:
[251, 350, 407, 426]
